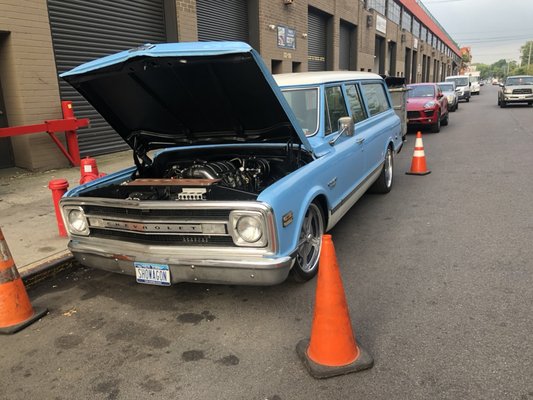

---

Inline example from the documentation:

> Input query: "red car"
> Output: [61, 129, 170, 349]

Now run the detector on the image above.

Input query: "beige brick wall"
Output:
[176, 0, 198, 41]
[0, 0, 65, 170]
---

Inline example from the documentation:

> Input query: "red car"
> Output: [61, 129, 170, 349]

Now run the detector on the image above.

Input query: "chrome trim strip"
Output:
[326, 163, 383, 231]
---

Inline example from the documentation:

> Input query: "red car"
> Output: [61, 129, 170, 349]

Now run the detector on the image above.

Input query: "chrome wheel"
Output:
[293, 203, 324, 280]
[384, 148, 393, 189]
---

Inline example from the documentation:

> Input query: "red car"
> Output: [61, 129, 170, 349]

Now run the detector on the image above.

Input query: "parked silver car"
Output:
[437, 82, 459, 111]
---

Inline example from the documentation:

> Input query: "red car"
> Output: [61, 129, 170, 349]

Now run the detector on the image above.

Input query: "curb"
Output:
[20, 250, 77, 288]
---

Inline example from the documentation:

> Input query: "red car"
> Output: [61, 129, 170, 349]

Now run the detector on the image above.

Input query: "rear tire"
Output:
[370, 146, 394, 194]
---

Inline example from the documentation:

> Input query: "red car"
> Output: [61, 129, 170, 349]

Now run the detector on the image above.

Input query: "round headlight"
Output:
[236, 216, 262, 243]
[68, 209, 88, 233]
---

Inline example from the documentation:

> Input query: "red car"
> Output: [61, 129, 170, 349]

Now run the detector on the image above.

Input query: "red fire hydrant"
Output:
[48, 178, 69, 237]
[80, 157, 105, 184]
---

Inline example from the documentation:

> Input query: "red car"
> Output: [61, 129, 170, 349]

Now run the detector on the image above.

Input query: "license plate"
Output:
[134, 262, 171, 286]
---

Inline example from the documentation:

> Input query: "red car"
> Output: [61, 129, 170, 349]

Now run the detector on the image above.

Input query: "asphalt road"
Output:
[1, 84, 532, 400]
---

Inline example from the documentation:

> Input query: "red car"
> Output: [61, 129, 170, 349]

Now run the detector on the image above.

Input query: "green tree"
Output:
[520, 41, 533, 68]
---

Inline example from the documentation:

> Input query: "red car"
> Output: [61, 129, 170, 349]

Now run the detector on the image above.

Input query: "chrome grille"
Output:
[512, 88, 532, 94]
[81, 205, 235, 247]
[91, 229, 235, 246]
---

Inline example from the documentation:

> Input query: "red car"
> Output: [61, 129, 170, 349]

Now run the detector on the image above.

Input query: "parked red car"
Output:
[406, 83, 449, 133]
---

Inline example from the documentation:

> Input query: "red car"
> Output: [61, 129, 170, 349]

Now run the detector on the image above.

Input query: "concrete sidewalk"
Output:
[0, 150, 133, 279]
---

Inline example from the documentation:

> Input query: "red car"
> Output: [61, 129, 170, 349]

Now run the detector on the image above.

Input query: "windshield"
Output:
[446, 77, 469, 87]
[438, 84, 454, 92]
[282, 88, 319, 136]
[506, 76, 533, 85]
[407, 85, 435, 98]
[470, 76, 479, 83]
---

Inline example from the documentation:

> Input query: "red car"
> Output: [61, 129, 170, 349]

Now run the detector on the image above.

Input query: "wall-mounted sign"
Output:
[277, 25, 296, 50]
[376, 15, 387, 34]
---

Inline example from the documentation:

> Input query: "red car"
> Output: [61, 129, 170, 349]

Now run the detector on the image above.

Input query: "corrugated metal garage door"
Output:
[48, 0, 167, 156]
[308, 9, 328, 71]
[197, 0, 248, 42]
[339, 21, 355, 71]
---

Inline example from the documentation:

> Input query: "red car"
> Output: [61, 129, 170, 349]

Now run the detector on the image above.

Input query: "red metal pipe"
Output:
[48, 179, 69, 237]
[0, 101, 88, 167]
[62, 101, 81, 167]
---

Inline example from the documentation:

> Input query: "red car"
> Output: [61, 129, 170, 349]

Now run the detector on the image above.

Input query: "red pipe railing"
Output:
[0, 101, 88, 166]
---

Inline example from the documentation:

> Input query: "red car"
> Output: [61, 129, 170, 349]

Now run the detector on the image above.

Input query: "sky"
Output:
[421, 0, 533, 65]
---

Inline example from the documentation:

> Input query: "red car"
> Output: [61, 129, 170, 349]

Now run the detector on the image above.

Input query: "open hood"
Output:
[61, 42, 312, 157]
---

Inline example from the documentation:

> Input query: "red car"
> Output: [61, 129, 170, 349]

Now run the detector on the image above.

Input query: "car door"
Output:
[322, 84, 366, 211]
[359, 81, 393, 175]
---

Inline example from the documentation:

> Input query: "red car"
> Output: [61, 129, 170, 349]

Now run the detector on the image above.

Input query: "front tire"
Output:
[292, 203, 324, 282]
[431, 111, 441, 133]
[370, 146, 394, 194]
[466, 97, 470, 102]
[442, 112, 449, 126]
[500, 100, 506, 108]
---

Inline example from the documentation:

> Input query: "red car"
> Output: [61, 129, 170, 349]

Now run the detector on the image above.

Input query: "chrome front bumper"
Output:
[69, 237, 293, 286]
[503, 94, 533, 103]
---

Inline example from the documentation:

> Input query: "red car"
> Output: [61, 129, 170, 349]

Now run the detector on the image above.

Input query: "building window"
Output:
[412, 19, 420, 38]
[421, 25, 427, 42]
[367, 0, 386, 15]
[401, 9, 412, 32]
[386, 0, 401, 24]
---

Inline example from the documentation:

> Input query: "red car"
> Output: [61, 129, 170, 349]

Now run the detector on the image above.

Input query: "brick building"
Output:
[0, 0, 462, 170]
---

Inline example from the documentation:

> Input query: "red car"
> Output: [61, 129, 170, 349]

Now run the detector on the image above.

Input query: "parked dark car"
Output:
[406, 83, 449, 133]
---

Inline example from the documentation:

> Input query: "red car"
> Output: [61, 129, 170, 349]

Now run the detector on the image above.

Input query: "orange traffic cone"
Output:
[0, 228, 47, 334]
[296, 235, 373, 378]
[406, 131, 431, 175]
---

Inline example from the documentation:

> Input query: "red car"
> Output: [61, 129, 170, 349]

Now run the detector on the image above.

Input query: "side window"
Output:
[345, 84, 367, 123]
[324, 86, 348, 135]
[361, 83, 391, 117]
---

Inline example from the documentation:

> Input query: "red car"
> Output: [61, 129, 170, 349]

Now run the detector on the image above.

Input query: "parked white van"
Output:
[445, 75, 471, 102]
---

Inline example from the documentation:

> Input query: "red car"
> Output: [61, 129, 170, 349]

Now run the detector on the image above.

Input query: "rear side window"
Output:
[345, 84, 367, 123]
[324, 86, 348, 135]
[361, 83, 390, 116]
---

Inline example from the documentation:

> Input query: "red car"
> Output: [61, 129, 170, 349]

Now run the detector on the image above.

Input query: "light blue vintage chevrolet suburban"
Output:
[59, 41, 402, 286]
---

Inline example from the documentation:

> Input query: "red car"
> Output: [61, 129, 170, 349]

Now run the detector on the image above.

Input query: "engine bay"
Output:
[81, 146, 312, 201]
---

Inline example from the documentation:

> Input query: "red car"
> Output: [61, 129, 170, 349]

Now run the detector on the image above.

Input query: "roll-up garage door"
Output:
[308, 9, 328, 71]
[197, 0, 248, 42]
[48, 0, 167, 156]
[339, 21, 355, 71]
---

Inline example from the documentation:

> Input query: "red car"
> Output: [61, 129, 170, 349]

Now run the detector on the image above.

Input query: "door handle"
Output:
[356, 137, 365, 144]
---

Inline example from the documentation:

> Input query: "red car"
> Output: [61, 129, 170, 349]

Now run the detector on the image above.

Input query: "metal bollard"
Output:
[48, 179, 69, 237]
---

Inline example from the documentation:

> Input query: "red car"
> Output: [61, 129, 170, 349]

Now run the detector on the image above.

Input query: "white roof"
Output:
[273, 71, 382, 87]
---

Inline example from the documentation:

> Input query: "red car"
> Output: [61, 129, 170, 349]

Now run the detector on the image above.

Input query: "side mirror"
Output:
[329, 116, 354, 146]
[437, 93, 444, 99]
[338, 116, 354, 137]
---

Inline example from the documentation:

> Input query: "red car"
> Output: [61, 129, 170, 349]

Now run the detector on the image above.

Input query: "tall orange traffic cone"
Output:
[0, 228, 47, 334]
[296, 235, 373, 378]
[406, 131, 431, 175]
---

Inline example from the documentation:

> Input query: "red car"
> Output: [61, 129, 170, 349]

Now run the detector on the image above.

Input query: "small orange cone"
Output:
[0, 228, 47, 334]
[406, 131, 431, 175]
[296, 235, 373, 378]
